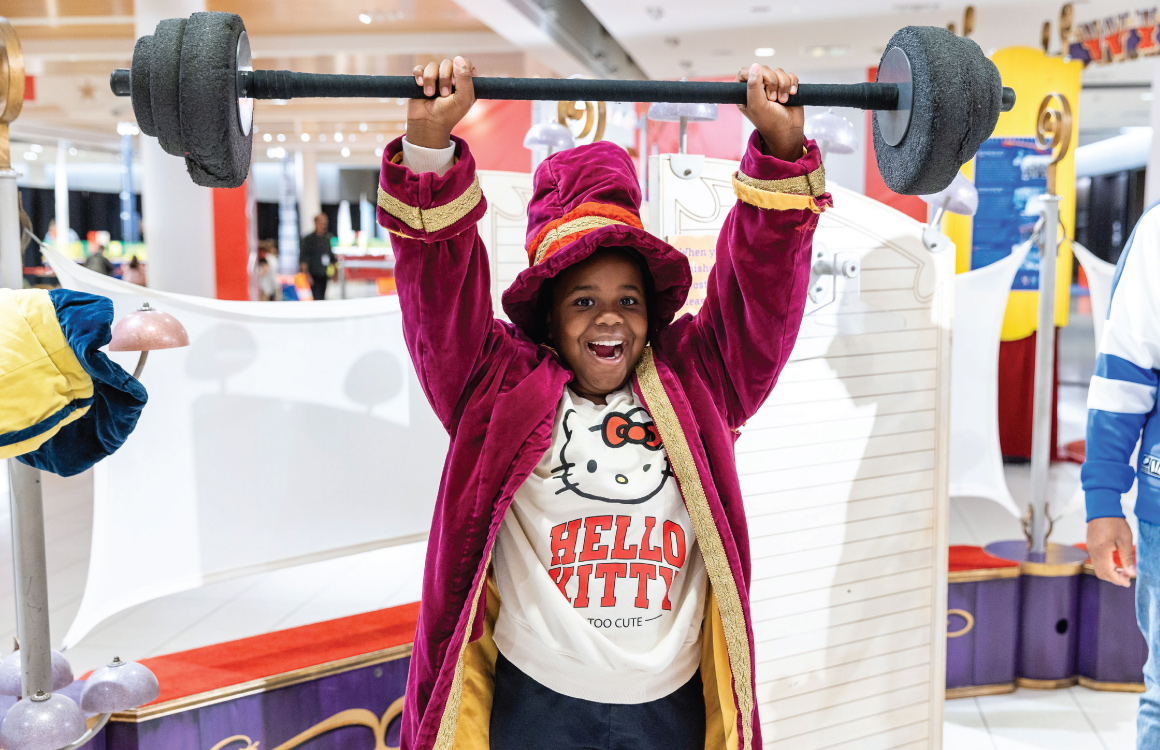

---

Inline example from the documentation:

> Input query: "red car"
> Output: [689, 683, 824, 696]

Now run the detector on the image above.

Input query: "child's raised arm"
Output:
[377, 57, 505, 431]
[659, 64, 831, 429]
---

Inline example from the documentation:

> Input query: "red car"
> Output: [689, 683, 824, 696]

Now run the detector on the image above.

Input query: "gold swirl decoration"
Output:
[947, 609, 975, 638]
[210, 696, 405, 750]
[1, 15, 28, 170]
[558, 99, 607, 143]
[1035, 93, 1072, 195]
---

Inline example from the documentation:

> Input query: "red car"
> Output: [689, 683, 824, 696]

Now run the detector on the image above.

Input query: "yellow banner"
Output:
[943, 47, 1083, 340]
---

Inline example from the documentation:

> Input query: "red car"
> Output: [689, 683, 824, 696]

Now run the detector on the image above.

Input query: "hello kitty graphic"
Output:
[552, 407, 672, 504]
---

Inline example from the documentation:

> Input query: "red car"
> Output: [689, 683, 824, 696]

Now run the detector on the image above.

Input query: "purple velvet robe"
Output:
[377, 131, 831, 750]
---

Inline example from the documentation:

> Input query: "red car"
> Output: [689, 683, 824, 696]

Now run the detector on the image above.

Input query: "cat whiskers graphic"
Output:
[550, 408, 673, 505]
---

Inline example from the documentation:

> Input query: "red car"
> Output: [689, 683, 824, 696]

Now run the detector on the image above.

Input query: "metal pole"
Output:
[7, 459, 53, 698]
[0, 169, 20, 290]
[54, 140, 70, 252]
[1029, 195, 1061, 554]
[120, 131, 140, 243]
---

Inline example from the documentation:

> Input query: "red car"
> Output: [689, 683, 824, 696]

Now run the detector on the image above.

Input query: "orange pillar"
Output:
[212, 184, 251, 301]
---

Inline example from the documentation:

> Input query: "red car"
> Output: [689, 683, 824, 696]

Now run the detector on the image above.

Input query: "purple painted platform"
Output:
[0, 655, 409, 750]
[945, 545, 1021, 695]
[1077, 564, 1148, 689]
[985, 540, 1089, 687]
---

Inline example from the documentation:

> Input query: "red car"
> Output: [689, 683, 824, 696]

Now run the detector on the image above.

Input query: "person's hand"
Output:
[299, 262, 307, 275]
[1087, 516, 1137, 587]
[736, 64, 804, 162]
[407, 56, 477, 150]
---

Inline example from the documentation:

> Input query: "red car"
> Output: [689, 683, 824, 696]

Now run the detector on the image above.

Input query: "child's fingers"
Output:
[744, 63, 763, 110]
[422, 61, 439, 97]
[453, 56, 476, 101]
[438, 58, 454, 97]
[413, 65, 423, 87]
[767, 68, 793, 104]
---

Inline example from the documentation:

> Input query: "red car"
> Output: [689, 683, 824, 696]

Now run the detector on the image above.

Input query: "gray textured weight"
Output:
[149, 18, 186, 156]
[179, 12, 251, 188]
[872, 26, 1002, 195]
[130, 36, 156, 138]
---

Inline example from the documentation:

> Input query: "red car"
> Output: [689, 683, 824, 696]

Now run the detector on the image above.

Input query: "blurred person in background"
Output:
[300, 213, 335, 302]
[121, 255, 147, 286]
[82, 244, 114, 276]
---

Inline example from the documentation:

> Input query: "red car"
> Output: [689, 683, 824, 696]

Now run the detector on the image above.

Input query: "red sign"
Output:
[24, 75, 35, 102]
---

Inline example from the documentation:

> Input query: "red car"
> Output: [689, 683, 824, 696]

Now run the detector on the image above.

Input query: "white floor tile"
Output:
[975, 688, 1107, 750]
[943, 698, 996, 750]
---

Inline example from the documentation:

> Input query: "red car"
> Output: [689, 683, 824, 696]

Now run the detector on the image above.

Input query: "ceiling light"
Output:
[755, 47, 775, 57]
[276, 133, 286, 142]
[807, 45, 850, 57]
[267, 147, 286, 159]
[375, 147, 384, 157]
[29, 143, 44, 152]
[24, 151, 37, 161]
[68, 148, 77, 156]
[1142, 92, 1155, 101]
[395, 98, 406, 105]
[358, 13, 372, 24]
[359, 122, 368, 132]
[341, 147, 351, 157]
[301, 133, 311, 142]
[263, 133, 272, 142]
[271, 99, 288, 105]
[334, 132, 344, 142]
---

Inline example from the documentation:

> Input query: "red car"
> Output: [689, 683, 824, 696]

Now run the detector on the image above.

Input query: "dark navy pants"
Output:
[489, 651, 706, 750]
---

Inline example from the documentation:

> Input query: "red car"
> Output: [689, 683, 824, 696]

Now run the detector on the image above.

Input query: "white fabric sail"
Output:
[47, 249, 446, 648]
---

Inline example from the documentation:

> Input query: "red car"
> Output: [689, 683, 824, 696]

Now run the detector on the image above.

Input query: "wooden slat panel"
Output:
[736, 431, 935, 475]
[758, 625, 932, 680]
[788, 328, 938, 358]
[778, 350, 938, 384]
[747, 491, 934, 539]
[764, 665, 930, 721]
[765, 370, 937, 406]
[746, 472, 935, 516]
[751, 511, 934, 556]
[739, 410, 936, 453]
[754, 529, 936, 574]
[763, 687, 930, 749]
[757, 589, 933, 643]
[750, 548, 933, 600]
[768, 720, 929, 750]
[757, 644, 930, 699]
[751, 568, 933, 621]
[742, 452, 935, 498]
[745, 392, 936, 432]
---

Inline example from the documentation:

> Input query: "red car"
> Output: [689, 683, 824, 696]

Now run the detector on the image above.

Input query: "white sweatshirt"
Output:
[493, 386, 708, 704]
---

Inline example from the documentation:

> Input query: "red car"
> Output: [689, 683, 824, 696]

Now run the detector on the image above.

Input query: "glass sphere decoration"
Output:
[79, 657, 160, 714]
[0, 650, 74, 697]
[0, 692, 86, 750]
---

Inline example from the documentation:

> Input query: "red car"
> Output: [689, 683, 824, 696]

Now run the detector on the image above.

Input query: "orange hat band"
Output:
[527, 202, 644, 267]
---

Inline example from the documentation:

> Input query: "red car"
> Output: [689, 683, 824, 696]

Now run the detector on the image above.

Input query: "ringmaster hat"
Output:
[501, 142, 692, 341]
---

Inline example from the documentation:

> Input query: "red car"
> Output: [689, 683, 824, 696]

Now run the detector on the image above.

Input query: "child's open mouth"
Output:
[587, 341, 624, 361]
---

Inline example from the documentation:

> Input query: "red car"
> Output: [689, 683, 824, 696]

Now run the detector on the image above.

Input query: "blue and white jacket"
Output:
[1083, 205, 1160, 523]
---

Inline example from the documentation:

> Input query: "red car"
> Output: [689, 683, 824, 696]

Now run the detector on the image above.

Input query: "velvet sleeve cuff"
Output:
[733, 131, 832, 214]
[376, 135, 487, 242]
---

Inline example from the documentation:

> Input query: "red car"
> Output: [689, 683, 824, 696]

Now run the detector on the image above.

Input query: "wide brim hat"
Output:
[501, 141, 692, 342]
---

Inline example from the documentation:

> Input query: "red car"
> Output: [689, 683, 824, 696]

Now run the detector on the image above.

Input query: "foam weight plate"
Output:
[130, 36, 157, 137]
[149, 18, 187, 156]
[178, 12, 252, 188]
[872, 26, 1002, 195]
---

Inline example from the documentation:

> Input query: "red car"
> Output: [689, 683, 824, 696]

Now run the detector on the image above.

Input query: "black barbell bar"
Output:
[109, 69, 1015, 113]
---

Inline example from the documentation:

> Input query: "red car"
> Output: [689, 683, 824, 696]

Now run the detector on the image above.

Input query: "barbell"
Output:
[110, 12, 1013, 195]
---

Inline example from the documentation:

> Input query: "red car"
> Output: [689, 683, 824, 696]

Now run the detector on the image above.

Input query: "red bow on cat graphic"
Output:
[601, 411, 663, 450]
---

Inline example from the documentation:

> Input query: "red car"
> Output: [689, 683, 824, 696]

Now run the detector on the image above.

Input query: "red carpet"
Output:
[948, 545, 1020, 572]
[113, 601, 420, 706]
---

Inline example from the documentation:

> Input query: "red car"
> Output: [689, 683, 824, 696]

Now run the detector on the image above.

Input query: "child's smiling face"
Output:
[548, 249, 649, 404]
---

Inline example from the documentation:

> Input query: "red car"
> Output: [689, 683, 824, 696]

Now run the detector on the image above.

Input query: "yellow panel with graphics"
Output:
[943, 47, 1083, 341]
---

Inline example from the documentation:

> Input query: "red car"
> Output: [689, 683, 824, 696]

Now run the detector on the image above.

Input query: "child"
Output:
[378, 57, 829, 750]
[255, 256, 278, 301]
